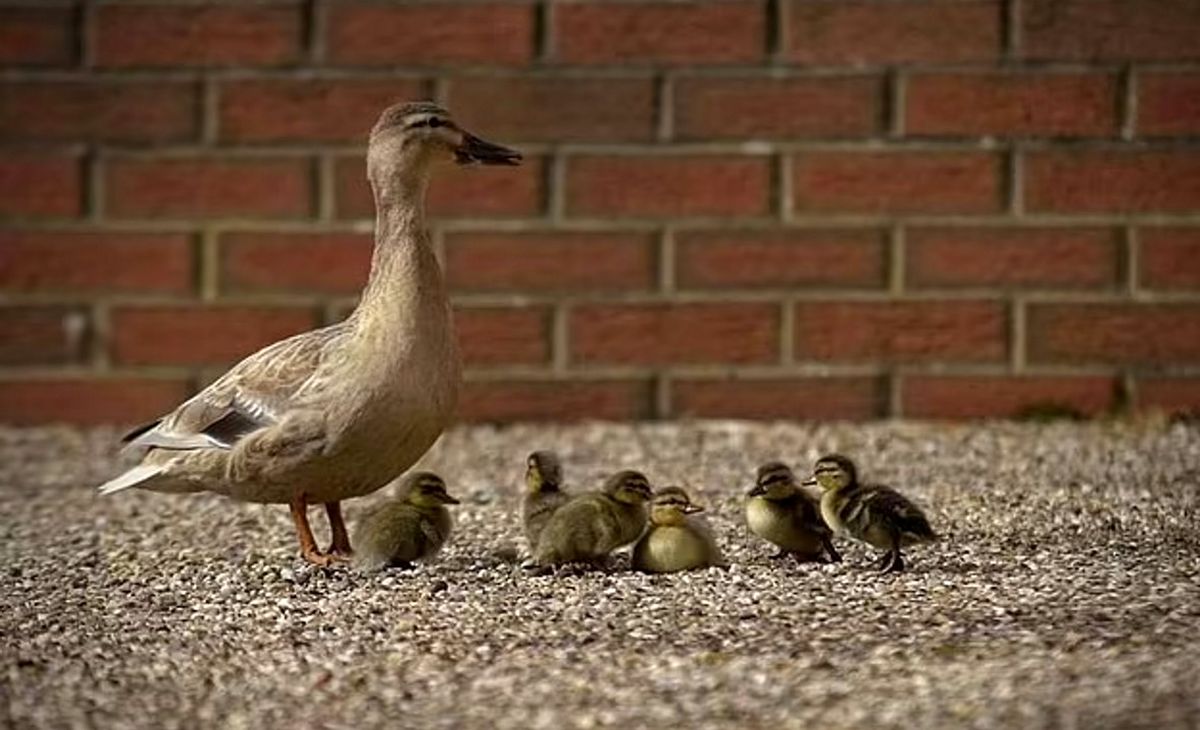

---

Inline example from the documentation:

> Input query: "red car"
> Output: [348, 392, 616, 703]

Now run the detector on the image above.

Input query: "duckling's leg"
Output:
[324, 501, 354, 559]
[289, 494, 335, 567]
[879, 540, 905, 573]
[821, 537, 842, 563]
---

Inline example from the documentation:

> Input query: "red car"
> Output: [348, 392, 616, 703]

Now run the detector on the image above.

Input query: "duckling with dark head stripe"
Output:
[531, 470, 652, 570]
[632, 486, 725, 573]
[521, 450, 570, 552]
[353, 471, 459, 571]
[746, 461, 840, 564]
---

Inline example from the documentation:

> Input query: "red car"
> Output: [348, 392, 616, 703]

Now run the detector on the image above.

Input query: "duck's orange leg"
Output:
[325, 501, 353, 559]
[289, 494, 335, 567]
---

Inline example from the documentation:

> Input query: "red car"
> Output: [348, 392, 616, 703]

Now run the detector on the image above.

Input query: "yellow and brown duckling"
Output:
[806, 454, 937, 573]
[632, 486, 725, 573]
[353, 471, 460, 571]
[521, 450, 570, 552]
[746, 461, 840, 564]
[530, 469, 652, 570]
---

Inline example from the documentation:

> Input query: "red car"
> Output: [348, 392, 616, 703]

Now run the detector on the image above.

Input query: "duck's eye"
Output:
[428, 118, 445, 128]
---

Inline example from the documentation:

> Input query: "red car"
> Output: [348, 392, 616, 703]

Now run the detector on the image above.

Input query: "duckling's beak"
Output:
[747, 484, 766, 497]
[683, 503, 705, 514]
[455, 132, 521, 166]
[801, 478, 818, 487]
[437, 492, 461, 505]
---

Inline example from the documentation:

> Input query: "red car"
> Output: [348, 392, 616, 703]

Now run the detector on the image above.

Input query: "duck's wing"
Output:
[864, 486, 937, 542]
[787, 491, 831, 535]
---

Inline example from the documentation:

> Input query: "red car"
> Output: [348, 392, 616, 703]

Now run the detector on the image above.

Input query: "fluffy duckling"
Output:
[746, 461, 840, 563]
[354, 472, 459, 571]
[806, 454, 937, 573]
[531, 470, 652, 569]
[521, 450, 570, 551]
[632, 487, 725, 573]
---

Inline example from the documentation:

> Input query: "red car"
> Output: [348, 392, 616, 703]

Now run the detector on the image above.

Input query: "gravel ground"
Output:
[2, 420, 1199, 729]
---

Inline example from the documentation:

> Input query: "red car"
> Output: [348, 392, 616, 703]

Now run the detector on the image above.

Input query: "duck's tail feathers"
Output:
[98, 464, 165, 495]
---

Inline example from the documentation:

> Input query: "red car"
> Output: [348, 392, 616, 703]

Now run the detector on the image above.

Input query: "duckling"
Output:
[632, 487, 725, 573]
[806, 454, 937, 573]
[353, 471, 460, 571]
[746, 461, 840, 564]
[521, 450, 570, 551]
[531, 470, 652, 569]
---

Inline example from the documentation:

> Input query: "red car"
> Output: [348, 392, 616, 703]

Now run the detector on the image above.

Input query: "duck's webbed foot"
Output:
[290, 494, 347, 567]
[877, 548, 905, 573]
[324, 501, 354, 560]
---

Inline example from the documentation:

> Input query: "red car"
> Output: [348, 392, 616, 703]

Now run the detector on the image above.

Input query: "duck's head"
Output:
[806, 454, 858, 491]
[525, 450, 563, 494]
[368, 101, 521, 185]
[650, 486, 703, 526]
[605, 470, 653, 505]
[748, 461, 799, 500]
[403, 471, 460, 507]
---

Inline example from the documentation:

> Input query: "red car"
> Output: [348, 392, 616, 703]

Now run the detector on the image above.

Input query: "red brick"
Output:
[0, 378, 190, 426]
[794, 152, 1001, 214]
[1140, 228, 1200, 291]
[794, 301, 1006, 363]
[219, 232, 371, 295]
[95, 5, 301, 68]
[0, 307, 88, 366]
[0, 7, 74, 66]
[787, 1, 1000, 65]
[1138, 72, 1200, 136]
[0, 81, 198, 143]
[0, 231, 193, 295]
[676, 229, 885, 289]
[906, 71, 1117, 137]
[219, 79, 424, 144]
[455, 307, 550, 367]
[567, 156, 771, 218]
[903, 376, 1116, 419]
[327, 3, 534, 66]
[0, 153, 81, 218]
[672, 377, 884, 420]
[1137, 378, 1200, 414]
[445, 232, 656, 293]
[906, 227, 1119, 289]
[1028, 304, 1200, 365]
[675, 75, 880, 140]
[111, 306, 316, 366]
[571, 303, 778, 365]
[556, 2, 764, 65]
[1022, 0, 1200, 61]
[335, 156, 545, 219]
[447, 77, 656, 142]
[106, 157, 311, 219]
[458, 380, 652, 422]
[1026, 151, 1200, 213]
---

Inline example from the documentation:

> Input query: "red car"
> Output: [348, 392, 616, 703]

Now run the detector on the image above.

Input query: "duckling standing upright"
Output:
[353, 472, 459, 571]
[521, 450, 570, 551]
[531, 470, 652, 570]
[806, 454, 937, 573]
[632, 487, 725, 573]
[96, 102, 521, 565]
[746, 461, 840, 563]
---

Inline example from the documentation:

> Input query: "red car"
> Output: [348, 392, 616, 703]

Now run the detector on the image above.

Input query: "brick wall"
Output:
[1, 0, 1199, 425]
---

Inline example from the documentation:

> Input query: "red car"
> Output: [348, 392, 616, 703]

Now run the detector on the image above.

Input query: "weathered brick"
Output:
[903, 376, 1116, 419]
[1137, 378, 1200, 414]
[1138, 71, 1200, 136]
[676, 229, 886, 289]
[0, 153, 81, 218]
[571, 303, 779, 365]
[675, 75, 880, 140]
[1028, 304, 1200, 364]
[455, 306, 551, 367]
[0, 378, 190, 426]
[787, 1, 1000, 65]
[0, 7, 74, 66]
[672, 377, 884, 420]
[327, 3, 534, 66]
[445, 231, 656, 293]
[219, 232, 372, 295]
[556, 2, 764, 65]
[906, 71, 1117, 137]
[447, 76, 656, 142]
[219, 79, 424, 144]
[1022, 0, 1200, 61]
[0, 80, 199, 143]
[111, 306, 316, 366]
[106, 157, 311, 219]
[1026, 151, 1200, 213]
[458, 379, 653, 422]
[95, 5, 302, 68]
[0, 231, 193, 295]
[0, 307, 88, 365]
[794, 301, 1007, 363]
[794, 152, 1001, 214]
[906, 227, 1120, 289]
[567, 156, 771, 218]
[1140, 227, 1200, 291]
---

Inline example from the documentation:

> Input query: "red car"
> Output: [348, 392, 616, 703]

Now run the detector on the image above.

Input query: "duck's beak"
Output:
[683, 503, 705, 514]
[747, 484, 766, 497]
[801, 478, 818, 487]
[455, 132, 521, 166]
[437, 492, 461, 505]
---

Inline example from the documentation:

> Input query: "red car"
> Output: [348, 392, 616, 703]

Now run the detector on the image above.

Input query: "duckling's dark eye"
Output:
[430, 118, 445, 128]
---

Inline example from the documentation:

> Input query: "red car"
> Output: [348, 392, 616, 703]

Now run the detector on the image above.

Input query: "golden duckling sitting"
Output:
[805, 454, 937, 573]
[521, 450, 570, 552]
[746, 461, 840, 564]
[353, 472, 460, 571]
[531, 470, 652, 570]
[632, 487, 725, 573]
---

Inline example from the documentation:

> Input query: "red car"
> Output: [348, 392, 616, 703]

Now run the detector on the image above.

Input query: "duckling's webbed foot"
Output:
[822, 538, 842, 563]
[878, 549, 905, 573]
[324, 501, 354, 560]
